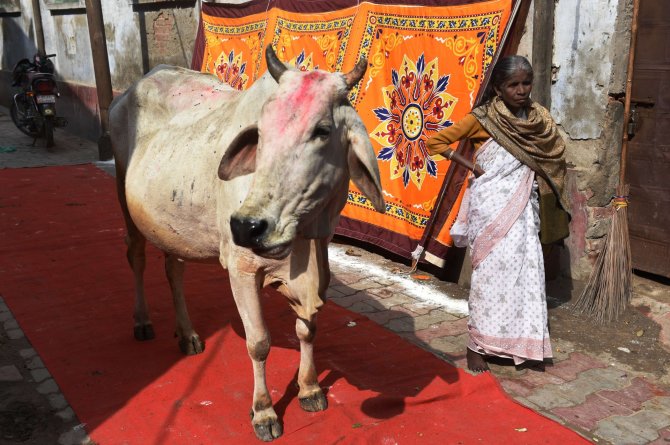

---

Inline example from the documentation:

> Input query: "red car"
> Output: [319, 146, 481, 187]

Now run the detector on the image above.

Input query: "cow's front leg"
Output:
[295, 316, 327, 412]
[228, 270, 282, 442]
[164, 254, 204, 355]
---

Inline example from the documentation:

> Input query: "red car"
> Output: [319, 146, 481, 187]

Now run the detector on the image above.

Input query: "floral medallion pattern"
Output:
[197, 1, 512, 255]
[370, 54, 457, 190]
[214, 50, 249, 90]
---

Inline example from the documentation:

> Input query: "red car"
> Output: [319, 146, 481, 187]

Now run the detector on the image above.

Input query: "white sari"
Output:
[451, 138, 552, 365]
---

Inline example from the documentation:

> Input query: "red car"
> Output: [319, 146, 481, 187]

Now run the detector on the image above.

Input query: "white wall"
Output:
[551, 0, 621, 139]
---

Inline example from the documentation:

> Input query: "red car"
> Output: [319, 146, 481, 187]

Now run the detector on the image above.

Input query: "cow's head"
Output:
[218, 45, 385, 259]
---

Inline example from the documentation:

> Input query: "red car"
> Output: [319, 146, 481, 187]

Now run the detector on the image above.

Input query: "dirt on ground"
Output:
[546, 274, 670, 380]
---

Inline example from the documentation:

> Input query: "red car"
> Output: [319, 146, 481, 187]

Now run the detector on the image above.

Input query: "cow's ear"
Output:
[218, 125, 259, 181]
[344, 109, 385, 213]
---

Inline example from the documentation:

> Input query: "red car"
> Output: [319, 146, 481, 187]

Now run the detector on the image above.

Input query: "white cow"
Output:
[109, 45, 385, 441]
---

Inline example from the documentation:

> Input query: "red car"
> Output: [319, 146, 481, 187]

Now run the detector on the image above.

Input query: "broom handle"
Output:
[619, 0, 641, 187]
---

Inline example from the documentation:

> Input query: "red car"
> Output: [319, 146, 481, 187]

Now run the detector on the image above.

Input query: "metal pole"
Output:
[29, 0, 45, 55]
[531, 0, 554, 108]
[84, 0, 114, 160]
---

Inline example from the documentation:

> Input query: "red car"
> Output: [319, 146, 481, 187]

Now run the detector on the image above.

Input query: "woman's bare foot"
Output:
[466, 348, 490, 373]
[518, 360, 545, 372]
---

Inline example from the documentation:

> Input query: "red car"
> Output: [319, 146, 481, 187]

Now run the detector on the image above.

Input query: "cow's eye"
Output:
[312, 125, 331, 140]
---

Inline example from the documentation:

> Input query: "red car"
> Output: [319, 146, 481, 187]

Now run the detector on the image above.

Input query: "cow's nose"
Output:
[230, 215, 269, 247]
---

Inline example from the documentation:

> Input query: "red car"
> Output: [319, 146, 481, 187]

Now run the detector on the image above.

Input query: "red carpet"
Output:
[0, 165, 590, 444]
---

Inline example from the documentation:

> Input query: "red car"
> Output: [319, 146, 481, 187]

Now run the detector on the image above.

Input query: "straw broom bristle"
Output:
[573, 185, 632, 323]
[573, 0, 638, 323]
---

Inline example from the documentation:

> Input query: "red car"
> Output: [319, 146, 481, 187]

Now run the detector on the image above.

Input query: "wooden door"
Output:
[626, 0, 670, 277]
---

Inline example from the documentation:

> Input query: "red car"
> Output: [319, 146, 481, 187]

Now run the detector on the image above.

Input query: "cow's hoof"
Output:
[299, 391, 328, 412]
[178, 335, 205, 355]
[252, 418, 283, 442]
[134, 323, 155, 341]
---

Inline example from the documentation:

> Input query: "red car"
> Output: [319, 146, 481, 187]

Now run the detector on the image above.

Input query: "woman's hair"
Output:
[474, 55, 533, 107]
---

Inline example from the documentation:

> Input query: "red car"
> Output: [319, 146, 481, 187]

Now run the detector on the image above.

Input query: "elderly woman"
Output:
[426, 55, 570, 372]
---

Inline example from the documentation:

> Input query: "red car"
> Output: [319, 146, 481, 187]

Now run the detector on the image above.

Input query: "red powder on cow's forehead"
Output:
[270, 71, 332, 137]
[286, 71, 324, 100]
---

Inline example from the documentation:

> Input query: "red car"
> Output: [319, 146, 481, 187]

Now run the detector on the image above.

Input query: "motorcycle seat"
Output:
[15, 72, 55, 90]
[26, 72, 54, 82]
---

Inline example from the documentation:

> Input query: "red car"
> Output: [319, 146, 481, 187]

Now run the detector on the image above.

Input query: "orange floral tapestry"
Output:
[192, 0, 519, 268]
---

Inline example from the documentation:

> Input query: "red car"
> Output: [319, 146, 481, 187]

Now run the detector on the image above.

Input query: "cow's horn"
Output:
[343, 59, 368, 90]
[265, 44, 287, 82]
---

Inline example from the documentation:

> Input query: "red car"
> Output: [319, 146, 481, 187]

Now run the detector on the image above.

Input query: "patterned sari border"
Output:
[469, 327, 553, 362]
[471, 155, 534, 269]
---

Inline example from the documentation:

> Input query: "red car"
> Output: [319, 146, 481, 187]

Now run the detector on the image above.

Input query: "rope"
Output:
[612, 195, 628, 210]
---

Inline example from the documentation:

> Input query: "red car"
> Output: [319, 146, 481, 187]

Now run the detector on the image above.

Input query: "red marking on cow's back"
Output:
[164, 82, 237, 114]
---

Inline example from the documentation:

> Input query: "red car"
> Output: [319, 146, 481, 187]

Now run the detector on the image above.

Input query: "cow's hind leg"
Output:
[164, 254, 204, 355]
[116, 164, 154, 341]
[126, 229, 154, 340]
[295, 316, 327, 412]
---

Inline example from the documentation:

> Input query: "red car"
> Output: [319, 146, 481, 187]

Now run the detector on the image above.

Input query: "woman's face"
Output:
[494, 69, 533, 114]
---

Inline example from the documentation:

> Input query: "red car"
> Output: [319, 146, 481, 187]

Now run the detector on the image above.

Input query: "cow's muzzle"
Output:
[230, 215, 292, 259]
[230, 215, 269, 248]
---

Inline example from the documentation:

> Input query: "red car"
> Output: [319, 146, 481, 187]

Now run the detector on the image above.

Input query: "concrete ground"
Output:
[1, 108, 670, 445]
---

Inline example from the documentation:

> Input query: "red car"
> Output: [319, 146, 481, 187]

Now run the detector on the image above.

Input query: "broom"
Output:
[573, 0, 639, 322]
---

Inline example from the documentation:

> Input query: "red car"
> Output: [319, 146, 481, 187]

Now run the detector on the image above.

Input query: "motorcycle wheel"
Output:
[10, 97, 40, 138]
[43, 116, 54, 149]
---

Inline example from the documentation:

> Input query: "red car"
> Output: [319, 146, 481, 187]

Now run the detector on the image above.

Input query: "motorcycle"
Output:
[10, 53, 68, 149]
